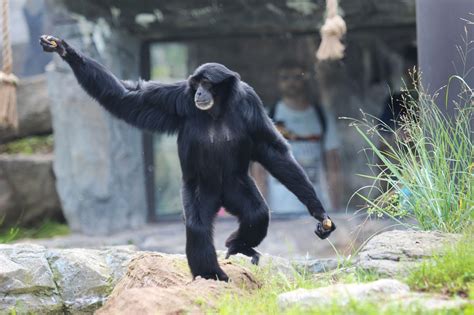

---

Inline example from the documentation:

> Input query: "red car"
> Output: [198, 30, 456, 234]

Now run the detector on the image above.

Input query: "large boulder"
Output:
[277, 279, 469, 312]
[278, 279, 410, 309]
[0, 75, 52, 143]
[0, 244, 136, 314]
[355, 230, 460, 276]
[0, 245, 259, 314]
[96, 253, 260, 315]
[0, 154, 62, 227]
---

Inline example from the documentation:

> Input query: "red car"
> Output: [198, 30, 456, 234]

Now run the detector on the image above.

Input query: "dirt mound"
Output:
[95, 253, 260, 314]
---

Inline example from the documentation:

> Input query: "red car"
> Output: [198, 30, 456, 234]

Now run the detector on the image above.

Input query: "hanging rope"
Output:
[316, 0, 347, 61]
[0, 0, 19, 129]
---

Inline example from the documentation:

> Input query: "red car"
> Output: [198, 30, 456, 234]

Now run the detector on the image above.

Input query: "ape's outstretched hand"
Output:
[40, 35, 67, 57]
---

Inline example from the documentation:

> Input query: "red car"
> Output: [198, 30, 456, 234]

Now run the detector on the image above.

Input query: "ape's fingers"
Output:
[40, 42, 56, 52]
[314, 219, 336, 239]
[39, 35, 62, 51]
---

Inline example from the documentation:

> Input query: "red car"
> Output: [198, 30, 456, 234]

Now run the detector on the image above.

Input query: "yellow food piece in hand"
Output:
[322, 218, 332, 230]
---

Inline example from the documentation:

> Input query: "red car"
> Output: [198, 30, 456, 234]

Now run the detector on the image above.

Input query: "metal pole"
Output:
[416, 0, 474, 114]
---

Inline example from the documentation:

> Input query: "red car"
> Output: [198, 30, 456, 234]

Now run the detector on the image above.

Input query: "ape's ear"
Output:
[231, 71, 241, 81]
[222, 71, 240, 85]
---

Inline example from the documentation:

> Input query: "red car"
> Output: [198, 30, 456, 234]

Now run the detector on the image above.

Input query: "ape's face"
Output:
[189, 77, 215, 111]
[189, 63, 240, 111]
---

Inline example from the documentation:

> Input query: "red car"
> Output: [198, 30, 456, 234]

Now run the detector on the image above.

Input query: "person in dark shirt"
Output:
[378, 45, 418, 192]
[379, 45, 418, 133]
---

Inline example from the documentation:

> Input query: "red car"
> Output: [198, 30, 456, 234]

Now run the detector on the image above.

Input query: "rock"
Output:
[46, 246, 135, 313]
[221, 252, 339, 279]
[0, 75, 53, 143]
[96, 252, 260, 315]
[0, 244, 136, 314]
[278, 279, 409, 310]
[0, 154, 62, 227]
[0, 244, 62, 314]
[296, 258, 340, 274]
[277, 278, 470, 312]
[391, 292, 470, 312]
[355, 230, 460, 275]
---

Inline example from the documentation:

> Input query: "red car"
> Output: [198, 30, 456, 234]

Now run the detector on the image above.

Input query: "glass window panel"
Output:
[150, 43, 188, 217]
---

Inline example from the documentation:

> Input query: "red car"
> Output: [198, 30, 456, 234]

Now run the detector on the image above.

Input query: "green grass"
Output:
[209, 259, 387, 315]
[351, 72, 473, 233]
[213, 262, 321, 315]
[406, 233, 474, 297]
[208, 260, 470, 315]
[283, 299, 470, 315]
[349, 25, 473, 233]
[0, 220, 69, 243]
[0, 135, 54, 155]
[209, 236, 474, 315]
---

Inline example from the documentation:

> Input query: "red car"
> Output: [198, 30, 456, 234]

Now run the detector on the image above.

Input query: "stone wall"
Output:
[44, 3, 147, 235]
[0, 154, 62, 227]
[0, 75, 53, 143]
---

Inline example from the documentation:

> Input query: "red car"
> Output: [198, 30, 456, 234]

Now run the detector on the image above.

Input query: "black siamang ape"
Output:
[40, 35, 336, 282]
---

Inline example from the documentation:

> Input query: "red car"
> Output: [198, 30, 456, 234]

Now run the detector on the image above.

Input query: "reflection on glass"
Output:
[150, 43, 188, 216]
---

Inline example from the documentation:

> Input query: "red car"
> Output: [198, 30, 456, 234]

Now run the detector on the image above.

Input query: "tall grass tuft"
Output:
[351, 27, 473, 233]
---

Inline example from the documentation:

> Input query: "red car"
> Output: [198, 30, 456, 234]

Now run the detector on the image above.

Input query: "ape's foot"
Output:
[196, 269, 229, 282]
[225, 243, 261, 266]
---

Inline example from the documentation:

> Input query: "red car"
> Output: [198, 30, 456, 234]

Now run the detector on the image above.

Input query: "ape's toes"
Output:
[218, 272, 229, 282]
[250, 253, 260, 265]
[198, 270, 229, 282]
[225, 246, 239, 259]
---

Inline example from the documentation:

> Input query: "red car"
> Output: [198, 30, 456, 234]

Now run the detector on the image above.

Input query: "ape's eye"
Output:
[189, 79, 199, 89]
[201, 79, 212, 89]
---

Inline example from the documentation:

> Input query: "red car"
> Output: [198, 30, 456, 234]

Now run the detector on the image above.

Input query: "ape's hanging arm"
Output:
[243, 88, 336, 238]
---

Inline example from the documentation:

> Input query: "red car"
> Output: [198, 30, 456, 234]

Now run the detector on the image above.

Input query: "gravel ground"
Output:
[20, 214, 395, 259]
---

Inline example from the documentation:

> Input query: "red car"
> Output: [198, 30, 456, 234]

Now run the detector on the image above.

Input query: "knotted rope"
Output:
[0, 0, 18, 129]
[316, 0, 347, 61]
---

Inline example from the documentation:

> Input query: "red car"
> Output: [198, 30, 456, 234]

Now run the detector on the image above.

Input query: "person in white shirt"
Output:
[253, 60, 342, 214]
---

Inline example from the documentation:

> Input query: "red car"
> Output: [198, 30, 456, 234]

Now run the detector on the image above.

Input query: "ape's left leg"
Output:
[182, 183, 228, 281]
[223, 176, 270, 265]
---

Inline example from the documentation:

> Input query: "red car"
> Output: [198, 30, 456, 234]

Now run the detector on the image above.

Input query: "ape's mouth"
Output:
[195, 100, 214, 110]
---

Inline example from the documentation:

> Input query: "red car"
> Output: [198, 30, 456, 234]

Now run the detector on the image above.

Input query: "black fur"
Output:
[40, 36, 336, 281]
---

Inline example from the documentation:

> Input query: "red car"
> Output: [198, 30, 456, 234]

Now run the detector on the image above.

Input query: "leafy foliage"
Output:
[0, 220, 69, 243]
[0, 135, 53, 155]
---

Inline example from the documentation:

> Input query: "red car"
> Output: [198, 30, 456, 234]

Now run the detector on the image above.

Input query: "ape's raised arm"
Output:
[243, 87, 335, 238]
[40, 35, 187, 133]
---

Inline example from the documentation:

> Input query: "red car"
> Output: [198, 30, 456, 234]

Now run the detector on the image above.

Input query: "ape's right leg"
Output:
[182, 182, 228, 281]
[223, 176, 270, 265]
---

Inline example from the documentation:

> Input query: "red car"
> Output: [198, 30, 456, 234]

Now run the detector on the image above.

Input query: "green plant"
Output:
[209, 260, 468, 315]
[350, 23, 474, 233]
[0, 220, 69, 243]
[353, 81, 472, 232]
[0, 135, 54, 155]
[351, 55, 473, 233]
[406, 233, 474, 296]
